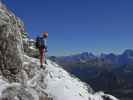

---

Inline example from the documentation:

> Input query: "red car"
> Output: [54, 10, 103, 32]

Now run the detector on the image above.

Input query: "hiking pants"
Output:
[39, 48, 45, 66]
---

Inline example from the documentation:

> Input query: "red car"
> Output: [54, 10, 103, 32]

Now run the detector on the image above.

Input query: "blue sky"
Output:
[3, 0, 133, 56]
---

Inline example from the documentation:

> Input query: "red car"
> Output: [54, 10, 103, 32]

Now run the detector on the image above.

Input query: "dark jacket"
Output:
[36, 37, 47, 49]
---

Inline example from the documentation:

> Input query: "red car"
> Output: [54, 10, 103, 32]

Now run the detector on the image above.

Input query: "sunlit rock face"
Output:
[0, 1, 24, 82]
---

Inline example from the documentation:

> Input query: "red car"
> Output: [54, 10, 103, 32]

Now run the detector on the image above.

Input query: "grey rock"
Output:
[0, 1, 24, 82]
[23, 39, 40, 58]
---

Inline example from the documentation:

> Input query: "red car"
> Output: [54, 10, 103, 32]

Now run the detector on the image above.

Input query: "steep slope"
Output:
[0, 55, 119, 100]
[25, 55, 120, 100]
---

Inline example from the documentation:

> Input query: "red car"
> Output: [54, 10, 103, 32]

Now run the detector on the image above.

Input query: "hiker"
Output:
[36, 32, 48, 68]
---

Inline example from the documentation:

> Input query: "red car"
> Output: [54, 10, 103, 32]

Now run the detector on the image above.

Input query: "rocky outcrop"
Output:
[0, 1, 24, 82]
[23, 38, 40, 58]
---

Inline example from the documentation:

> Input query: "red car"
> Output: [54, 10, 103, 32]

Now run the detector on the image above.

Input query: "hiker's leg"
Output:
[44, 50, 46, 64]
[39, 49, 41, 66]
[44, 50, 45, 64]
[40, 48, 44, 67]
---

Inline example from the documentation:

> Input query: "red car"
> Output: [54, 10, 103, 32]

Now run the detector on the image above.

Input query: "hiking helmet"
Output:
[43, 32, 48, 38]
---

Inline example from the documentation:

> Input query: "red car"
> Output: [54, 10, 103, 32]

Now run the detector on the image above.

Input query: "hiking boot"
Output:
[40, 65, 43, 68]
[40, 65, 46, 70]
[45, 60, 48, 65]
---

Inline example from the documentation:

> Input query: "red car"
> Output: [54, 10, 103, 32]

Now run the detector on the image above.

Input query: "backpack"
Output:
[35, 37, 45, 49]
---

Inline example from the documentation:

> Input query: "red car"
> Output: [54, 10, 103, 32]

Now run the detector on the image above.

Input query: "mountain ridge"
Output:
[49, 50, 133, 100]
[50, 49, 133, 65]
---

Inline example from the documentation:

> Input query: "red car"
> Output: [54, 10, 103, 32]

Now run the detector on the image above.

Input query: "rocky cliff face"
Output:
[0, 1, 24, 82]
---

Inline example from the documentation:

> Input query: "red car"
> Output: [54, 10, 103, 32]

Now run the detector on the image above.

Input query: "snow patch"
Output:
[0, 55, 119, 100]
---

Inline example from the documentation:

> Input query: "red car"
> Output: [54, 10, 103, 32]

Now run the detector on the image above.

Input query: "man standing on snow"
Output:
[36, 32, 48, 69]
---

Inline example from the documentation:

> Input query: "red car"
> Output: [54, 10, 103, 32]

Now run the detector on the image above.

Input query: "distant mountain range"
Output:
[49, 49, 133, 100]
[50, 49, 133, 65]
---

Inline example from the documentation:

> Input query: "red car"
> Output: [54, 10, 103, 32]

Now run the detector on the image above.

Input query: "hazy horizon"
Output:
[50, 48, 133, 57]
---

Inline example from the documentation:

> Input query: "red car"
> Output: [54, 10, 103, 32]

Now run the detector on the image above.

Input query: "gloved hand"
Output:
[45, 47, 48, 52]
[45, 49, 48, 52]
[43, 45, 48, 52]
